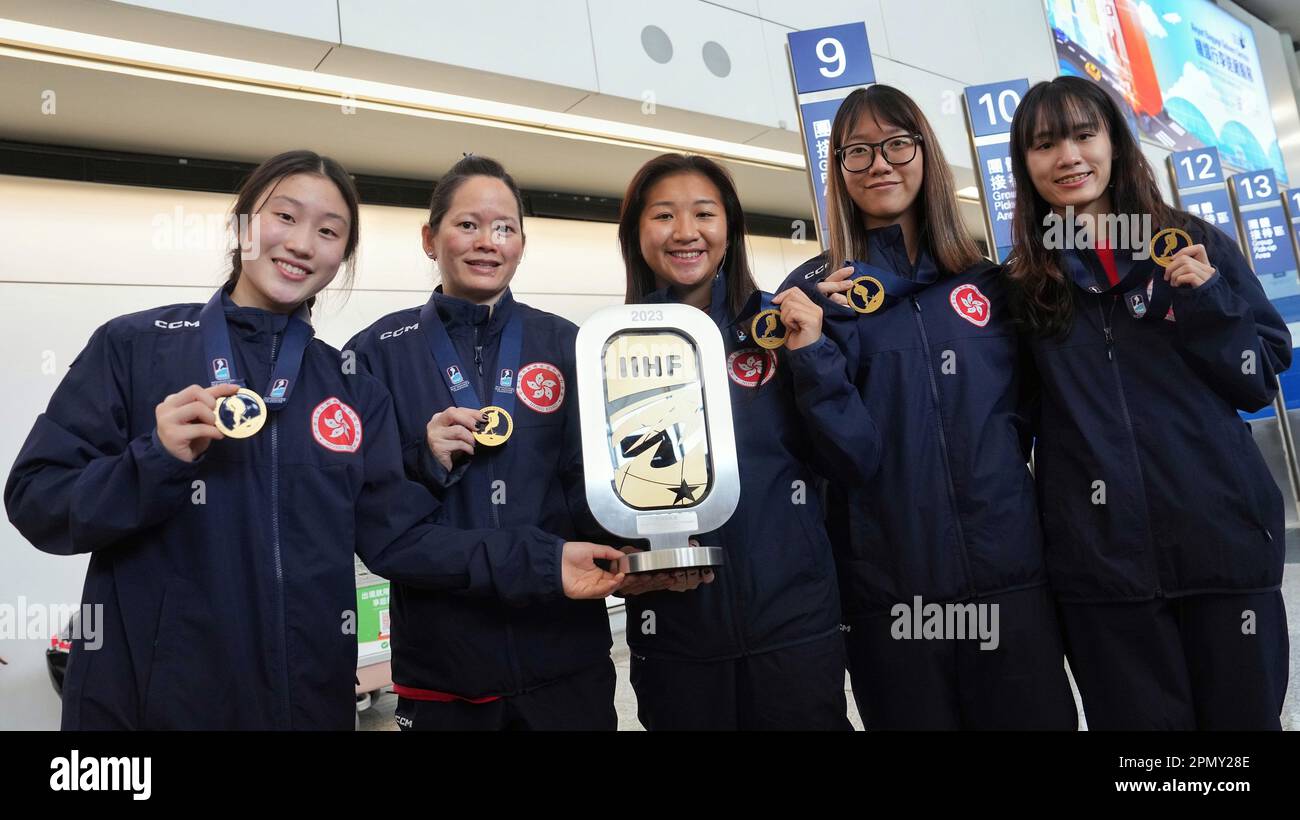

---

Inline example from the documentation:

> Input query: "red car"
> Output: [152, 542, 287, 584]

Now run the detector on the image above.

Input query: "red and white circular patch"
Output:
[727, 348, 777, 388]
[311, 397, 363, 453]
[515, 362, 565, 414]
[950, 284, 992, 327]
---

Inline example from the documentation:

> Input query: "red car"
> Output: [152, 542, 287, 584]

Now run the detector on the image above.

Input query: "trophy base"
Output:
[624, 546, 724, 573]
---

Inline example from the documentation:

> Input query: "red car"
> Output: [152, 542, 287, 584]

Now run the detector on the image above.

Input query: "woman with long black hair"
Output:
[1007, 76, 1291, 729]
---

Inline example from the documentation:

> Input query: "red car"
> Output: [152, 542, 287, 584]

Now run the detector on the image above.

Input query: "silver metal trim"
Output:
[623, 546, 724, 573]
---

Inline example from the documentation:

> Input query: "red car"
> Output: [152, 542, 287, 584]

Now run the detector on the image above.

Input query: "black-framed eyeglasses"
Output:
[835, 134, 923, 172]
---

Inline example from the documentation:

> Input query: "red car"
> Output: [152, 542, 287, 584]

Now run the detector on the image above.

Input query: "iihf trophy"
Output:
[576, 304, 740, 573]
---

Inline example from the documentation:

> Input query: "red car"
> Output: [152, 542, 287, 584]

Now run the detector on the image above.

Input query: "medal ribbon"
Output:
[1060, 249, 1172, 321]
[418, 292, 522, 527]
[727, 289, 787, 347]
[841, 259, 937, 314]
[736, 290, 778, 322]
[419, 293, 522, 417]
[199, 288, 312, 408]
[706, 271, 731, 329]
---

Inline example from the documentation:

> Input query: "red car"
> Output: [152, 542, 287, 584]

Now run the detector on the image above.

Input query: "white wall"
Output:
[0, 173, 811, 728]
[6, 1, 1296, 189]
[45, 0, 1066, 170]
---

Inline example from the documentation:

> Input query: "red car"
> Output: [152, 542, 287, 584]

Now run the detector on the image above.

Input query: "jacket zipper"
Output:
[475, 321, 522, 691]
[721, 340, 749, 657]
[911, 298, 976, 597]
[1096, 298, 1162, 596]
[269, 329, 291, 726]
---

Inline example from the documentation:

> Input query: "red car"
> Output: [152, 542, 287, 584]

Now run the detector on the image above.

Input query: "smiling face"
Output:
[423, 175, 524, 304]
[231, 173, 350, 312]
[1025, 115, 1114, 214]
[637, 171, 728, 294]
[839, 112, 924, 229]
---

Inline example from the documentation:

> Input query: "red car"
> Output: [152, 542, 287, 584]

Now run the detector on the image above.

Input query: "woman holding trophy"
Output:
[347, 154, 639, 731]
[617, 153, 877, 730]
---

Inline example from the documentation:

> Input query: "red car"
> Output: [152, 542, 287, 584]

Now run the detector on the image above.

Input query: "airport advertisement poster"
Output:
[1044, 0, 1287, 184]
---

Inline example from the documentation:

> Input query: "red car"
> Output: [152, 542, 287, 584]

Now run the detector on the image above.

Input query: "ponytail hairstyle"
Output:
[227, 149, 361, 311]
[426, 153, 526, 238]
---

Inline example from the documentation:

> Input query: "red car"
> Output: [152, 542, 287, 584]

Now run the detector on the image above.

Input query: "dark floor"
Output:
[361, 537, 1300, 731]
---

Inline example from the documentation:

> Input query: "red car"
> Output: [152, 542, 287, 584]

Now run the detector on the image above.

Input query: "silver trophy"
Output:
[576, 303, 740, 573]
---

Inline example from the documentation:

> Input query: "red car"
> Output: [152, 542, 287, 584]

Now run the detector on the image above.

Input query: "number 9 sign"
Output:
[787, 23, 875, 94]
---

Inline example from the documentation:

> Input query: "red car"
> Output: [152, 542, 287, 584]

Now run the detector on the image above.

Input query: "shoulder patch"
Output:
[516, 361, 565, 413]
[727, 348, 778, 388]
[311, 397, 363, 453]
[950, 283, 992, 327]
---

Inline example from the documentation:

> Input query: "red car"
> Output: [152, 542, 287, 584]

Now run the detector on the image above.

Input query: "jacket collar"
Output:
[219, 287, 312, 340]
[645, 269, 734, 328]
[427, 286, 517, 336]
[864, 223, 940, 285]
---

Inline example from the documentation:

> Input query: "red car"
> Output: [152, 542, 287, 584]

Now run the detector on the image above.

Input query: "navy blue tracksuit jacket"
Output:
[4, 293, 567, 729]
[622, 272, 878, 661]
[782, 225, 1046, 617]
[1026, 217, 1291, 601]
[345, 289, 611, 699]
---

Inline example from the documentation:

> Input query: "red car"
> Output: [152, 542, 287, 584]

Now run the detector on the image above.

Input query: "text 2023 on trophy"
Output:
[576, 304, 740, 573]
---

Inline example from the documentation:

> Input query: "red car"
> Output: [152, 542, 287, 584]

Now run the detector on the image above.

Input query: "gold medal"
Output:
[473, 405, 513, 446]
[1149, 227, 1193, 268]
[750, 309, 787, 350]
[847, 275, 886, 314]
[214, 387, 267, 439]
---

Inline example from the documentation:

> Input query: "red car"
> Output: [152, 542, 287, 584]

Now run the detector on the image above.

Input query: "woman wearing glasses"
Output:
[779, 85, 1077, 729]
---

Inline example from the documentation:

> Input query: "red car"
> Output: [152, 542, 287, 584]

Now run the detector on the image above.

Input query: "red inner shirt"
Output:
[1095, 236, 1120, 287]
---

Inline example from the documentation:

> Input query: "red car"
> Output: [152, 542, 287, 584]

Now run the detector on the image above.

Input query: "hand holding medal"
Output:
[1162, 244, 1215, 289]
[154, 383, 242, 462]
[425, 406, 484, 470]
[771, 285, 825, 350]
[473, 405, 513, 446]
[750, 308, 788, 349]
[817, 264, 856, 306]
[1149, 227, 1213, 288]
[197, 289, 314, 446]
